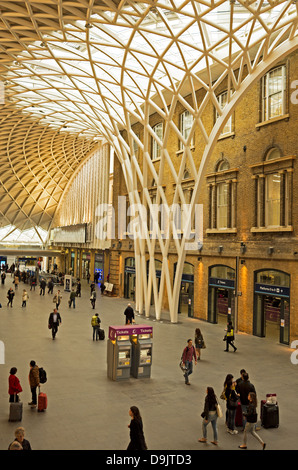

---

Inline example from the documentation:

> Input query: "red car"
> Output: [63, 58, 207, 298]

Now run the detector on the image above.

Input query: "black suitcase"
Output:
[98, 328, 105, 340]
[261, 403, 279, 428]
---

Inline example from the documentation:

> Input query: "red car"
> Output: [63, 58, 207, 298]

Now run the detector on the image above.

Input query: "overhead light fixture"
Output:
[85, 23, 92, 28]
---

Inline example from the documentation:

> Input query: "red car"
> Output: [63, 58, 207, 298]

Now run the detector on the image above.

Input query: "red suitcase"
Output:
[38, 388, 47, 412]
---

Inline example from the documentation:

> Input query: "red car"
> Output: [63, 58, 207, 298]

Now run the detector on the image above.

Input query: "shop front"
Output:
[208, 265, 235, 325]
[94, 252, 104, 283]
[253, 269, 290, 345]
[82, 252, 91, 279]
[174, 262, 194, 317]
[124, 257, 136, 300]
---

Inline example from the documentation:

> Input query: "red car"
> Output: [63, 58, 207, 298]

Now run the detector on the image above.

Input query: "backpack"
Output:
[39, 367, 47, 384]
[91, 316, 100, 326]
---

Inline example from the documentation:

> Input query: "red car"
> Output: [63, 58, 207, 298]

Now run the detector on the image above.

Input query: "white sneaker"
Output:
[232, 430, 238, 435]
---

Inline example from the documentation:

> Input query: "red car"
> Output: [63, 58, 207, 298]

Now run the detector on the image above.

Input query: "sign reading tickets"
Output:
[109, 324, 153, 341]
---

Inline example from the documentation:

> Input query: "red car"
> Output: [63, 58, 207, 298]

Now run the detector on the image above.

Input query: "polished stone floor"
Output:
[0, 275, 297, 451]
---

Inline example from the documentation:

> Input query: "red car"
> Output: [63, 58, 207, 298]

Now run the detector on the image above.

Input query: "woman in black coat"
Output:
[127, 406, 147, 451]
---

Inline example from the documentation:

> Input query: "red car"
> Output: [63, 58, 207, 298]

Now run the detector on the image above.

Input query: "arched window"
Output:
[265, 147, 282, 161]
[251, 146, 294, 231]
[206, 158, 238, 232]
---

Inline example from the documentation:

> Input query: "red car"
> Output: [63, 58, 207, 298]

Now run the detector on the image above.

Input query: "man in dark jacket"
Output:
[28, 360, 40, 408]
[124, 303, 135, 324]
[237, 372, 256, 429]
[48, 308, 62, 340]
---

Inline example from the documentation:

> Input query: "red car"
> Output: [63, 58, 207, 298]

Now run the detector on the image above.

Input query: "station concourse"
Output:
[0, 276, 297, 451]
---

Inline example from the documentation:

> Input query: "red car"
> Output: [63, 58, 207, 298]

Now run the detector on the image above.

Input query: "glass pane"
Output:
[217, 182, 228, 228]
[210, 265, 235, 280]
[266, 173, 280, 226]
[256, 269, 290, 287]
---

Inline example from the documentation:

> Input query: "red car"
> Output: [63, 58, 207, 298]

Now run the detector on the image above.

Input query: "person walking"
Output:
[8, 427, 32, 450]
[53, 290, 62, 310]
[76, 279, 81, 297]
[28, 360, 40, 408]
[90, 289, 97, 309]
[21, 289, 29, 307]
[14, 274, 19, 289]
[198, 387, 219, 445]
[100, 282, 106, 295]
[181, 339, 197, 385]
[127, 406, 147, 450]
[239, 392, 266, 450]
[237, 372, 256, 430]
[30, 275, 36, 291]
[124, 303, 135, 325]
[8, 367, 22, 403]
[47, 278, 54, 295]
[69, 289, 76, 308]
[39, 278, 46, 296]
[48, 308, 62, 340]
[91, 313, 101, 341]
[224, 321, 237, 352]
[7, 287, 14, 307]
[1, 271, 6, 285]
[194, 328, 205, 360]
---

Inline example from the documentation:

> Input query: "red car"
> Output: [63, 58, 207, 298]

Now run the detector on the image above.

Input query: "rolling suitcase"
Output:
[9, 396, 23, 422]
[98, 328, 105, 340]
[38, 387, 48, 412]
[262, 402, 279, 428]
[261, 394, 277, 423]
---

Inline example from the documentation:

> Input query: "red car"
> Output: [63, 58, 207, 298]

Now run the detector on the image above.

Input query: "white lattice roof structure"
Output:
[0, 0, 297, 319]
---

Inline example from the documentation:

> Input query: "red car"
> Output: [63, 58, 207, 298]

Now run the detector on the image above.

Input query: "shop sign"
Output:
[125, 266, 136, 274]
[255, 283, 290, 297]
[209, 277, 235, 288]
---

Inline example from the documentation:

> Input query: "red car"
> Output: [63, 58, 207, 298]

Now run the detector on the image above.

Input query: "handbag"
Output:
[215, 401, 223, 418]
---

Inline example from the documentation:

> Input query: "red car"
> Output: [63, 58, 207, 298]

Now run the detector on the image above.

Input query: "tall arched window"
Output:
[251, 147, 294, 231]
[206, 159, 238, 233]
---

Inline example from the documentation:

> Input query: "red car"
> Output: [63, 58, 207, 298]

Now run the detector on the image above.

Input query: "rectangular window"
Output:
[152, 123, 163, 160]
[179, 110, 193, 149]
[265, 173, 281, 227]
[262, 66, 286, 121]
[216, 91, 232, 134]
[217, 182, 228, 229]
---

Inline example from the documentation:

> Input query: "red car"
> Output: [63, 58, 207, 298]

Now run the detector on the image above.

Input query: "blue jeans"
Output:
[202, 411, 218, 441]
[70, 298, 75, 308]
[241, 404, 248, 429]
[227, 408, 236, 431]
[184, 361, 193, 383]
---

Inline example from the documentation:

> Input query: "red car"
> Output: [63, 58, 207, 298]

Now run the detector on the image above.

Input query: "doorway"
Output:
[208, 265, 235, 325]
[254, 269, 290, 345]
[124, 257, 136, 301]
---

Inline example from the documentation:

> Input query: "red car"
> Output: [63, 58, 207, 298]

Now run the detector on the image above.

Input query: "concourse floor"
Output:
[0, 276, 297, 451]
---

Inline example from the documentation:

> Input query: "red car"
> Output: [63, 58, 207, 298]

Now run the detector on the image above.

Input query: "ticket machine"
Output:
[107, 326, 132, 381]
[131, 328, 153, 379]
[107, 325, 153, 381]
